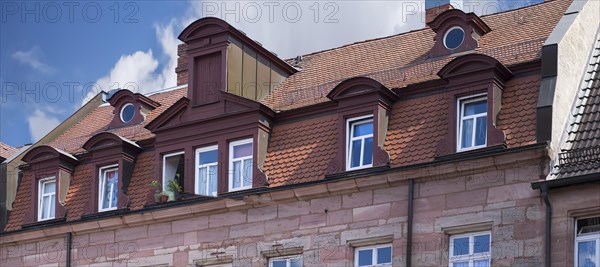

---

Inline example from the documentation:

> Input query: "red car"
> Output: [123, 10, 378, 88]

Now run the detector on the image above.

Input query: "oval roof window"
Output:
[120, 103, 135, 123]
[444, 27, 465, 50]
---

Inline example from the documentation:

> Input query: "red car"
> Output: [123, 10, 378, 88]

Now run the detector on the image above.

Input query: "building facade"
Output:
[1, 0, 599, 266]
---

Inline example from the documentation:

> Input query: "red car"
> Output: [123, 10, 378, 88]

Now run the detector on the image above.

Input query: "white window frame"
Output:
[37, 177, 56, 221]
[120, 103, 135, 123]
[575, 217, 600, 267]
[162, 151, 185, 191]
[228, 138, 253, 192]
[457, 94, 487, 152]
[449, 231, 491, 267]
[98, 165, 119, 212]
[268, 255, 303, 267]
[443, 26, 465, 50]
[195, 145, 218, 196]
[354, 243, 392, 267]
[346, 115, 374, 171]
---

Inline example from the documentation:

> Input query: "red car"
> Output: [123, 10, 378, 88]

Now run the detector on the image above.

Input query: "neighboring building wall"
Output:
[0, 147, 547, 267]
[548, 183, 600, 266]
[544, 0, 600, 158]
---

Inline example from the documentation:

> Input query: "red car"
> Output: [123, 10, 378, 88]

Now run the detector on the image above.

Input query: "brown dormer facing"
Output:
[325, 77, 398, 174]
[177, 17, 296, 106]
[82, 132, 141, 213]
[107, 89, 160, 129]
[427, 9, 491, 57]
[20, 145, 78, 225]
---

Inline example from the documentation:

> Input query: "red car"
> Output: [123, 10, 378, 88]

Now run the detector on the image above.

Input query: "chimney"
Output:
[426, 0, 454, 24]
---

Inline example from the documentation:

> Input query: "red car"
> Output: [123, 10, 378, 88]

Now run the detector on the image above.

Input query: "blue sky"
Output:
[0, 0, 541, 148]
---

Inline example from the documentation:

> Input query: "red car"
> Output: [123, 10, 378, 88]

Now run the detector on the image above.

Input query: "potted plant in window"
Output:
[166, 179, 182, 201]
[149, 180, 161, 203]
[160, 191, 169, 203]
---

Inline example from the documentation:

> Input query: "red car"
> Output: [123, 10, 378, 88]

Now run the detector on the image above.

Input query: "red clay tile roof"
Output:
[4, 172, 33, 231]
[261, 0, 572, 110]
[0, 142, 17, 159]
[48, 87, 187, 155]
[264, 114, 338, 186]
[4, 0, 574, 231]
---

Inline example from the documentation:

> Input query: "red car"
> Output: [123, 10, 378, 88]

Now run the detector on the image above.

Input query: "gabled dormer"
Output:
[177, 17, 296, 106]
[106, 89, 160, 128]
[20, 145, 78, 224]
[427, 7, 491, 57]
[82, 132, 141, 213]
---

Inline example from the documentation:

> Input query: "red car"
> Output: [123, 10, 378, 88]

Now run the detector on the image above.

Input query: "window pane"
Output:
[49, 194, 55, 218]
[475, 116, 487, 146]
[43, 181, 55, 194]
[474, 234, 490, 253]
[271, 260, 286, 267]
[199, 150, 218, 165]
[377, 246, 392, 264]
[233, 161, 241, 188]
[209, 165, 218, 196]
[198, 167, 207, 195]
[453, 262, 469, 267]
[363, 137, 373, 165]
[461, 119, 473, 149]
[41, 196, 50, 219]
[351, 140, 362, 168]
[357, 249, 373, 266]
[233, 143, 252, 158]
[453, 237, 469, 256]
[474, 260, 490, 267]
[290, 257, 303, 267]
[243, 159, 253, 187]
[464, 100, 486, 116]
[578, 241, 597, 267]
[103, 170, 118, 209]
[353, 121, 373, 137]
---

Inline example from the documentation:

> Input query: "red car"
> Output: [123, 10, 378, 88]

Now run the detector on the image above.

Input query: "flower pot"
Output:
[160, 194, 169, 203]
[165, 190, 176, 202]
[154, 190, 161, 203]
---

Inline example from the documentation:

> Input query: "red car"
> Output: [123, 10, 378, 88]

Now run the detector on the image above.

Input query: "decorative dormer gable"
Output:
[106, 89, 160, 129]
[427, 9, 491, 57]
[178, 17, 296, 106]
[82, 132, 141, 213]
[20, 145, 78, 224]
[325, 77, 398, 174]
[435, 54, 513, 157]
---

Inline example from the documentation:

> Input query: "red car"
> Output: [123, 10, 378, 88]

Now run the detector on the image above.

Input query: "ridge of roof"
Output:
[285, 0, 555, 61]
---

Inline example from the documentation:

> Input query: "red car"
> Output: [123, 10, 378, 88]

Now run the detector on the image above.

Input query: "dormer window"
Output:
[195, 146, 218, 196]
[106, 89, 159, 128]
[458, 95, 487, 151]
[229, 139, 253, 192]
[99, 165, 119, 212]
[347, 116, 374, 170]
[120, 103, 135, 123]
[443, 26, 465, 50]
[37, 177, 56, 221]
[426, 9, 491, 57]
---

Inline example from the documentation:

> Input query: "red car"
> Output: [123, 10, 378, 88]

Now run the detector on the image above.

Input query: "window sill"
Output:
[22, 217, 66, 230]
[325, 165, 390, 180]
[81, 208, 129, 221]
[435, 144, 506, 162]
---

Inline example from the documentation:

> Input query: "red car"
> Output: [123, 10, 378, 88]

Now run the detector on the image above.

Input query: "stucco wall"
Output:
[0, 149, 547, 267]
[550, 0, 600, 156]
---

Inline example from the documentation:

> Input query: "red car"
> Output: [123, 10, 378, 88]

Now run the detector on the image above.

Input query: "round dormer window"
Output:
[120, 103, 135, 123]
[443, 26, 465, 50]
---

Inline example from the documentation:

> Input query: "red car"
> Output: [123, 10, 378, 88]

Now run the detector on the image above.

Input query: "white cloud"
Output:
[189, 1, 424, 59]
[82, 22, 181, 105]
[12, 46, 55, 74]
[28, 108, 61, 142]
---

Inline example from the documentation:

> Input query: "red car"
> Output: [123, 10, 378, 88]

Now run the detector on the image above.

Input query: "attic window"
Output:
[120, 103, 135, 123]
[444, 27, 464, 50]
